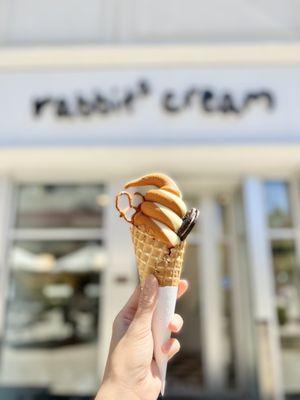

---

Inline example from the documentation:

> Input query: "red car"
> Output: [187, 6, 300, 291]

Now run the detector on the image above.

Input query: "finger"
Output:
[177, 280, 188, 299]
[161, 338, 180, 360]
[130, 275, 158, 332]
[168, 313, 183, 333]
[122, 285, 140, 312]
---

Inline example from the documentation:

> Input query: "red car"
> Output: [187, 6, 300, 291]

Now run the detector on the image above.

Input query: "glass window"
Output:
[168, 244, 203, 394]
[272, 240, 296, 293]
[265, 181, 292, 228]
[271, 240, 300, 393]
[16, 184, 105, 229]
[0, 183, 106, 397]
[0, 239, 104, 394]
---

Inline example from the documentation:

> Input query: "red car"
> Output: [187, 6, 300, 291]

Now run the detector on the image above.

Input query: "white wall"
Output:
[0, 0, 108, 44]
[123, 0, 300, 43]
[0, 0, 300, 45]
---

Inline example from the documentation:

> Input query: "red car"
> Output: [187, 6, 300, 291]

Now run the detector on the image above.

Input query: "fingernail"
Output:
[161, 341, 170, 353]
[168, 322, 178, 332]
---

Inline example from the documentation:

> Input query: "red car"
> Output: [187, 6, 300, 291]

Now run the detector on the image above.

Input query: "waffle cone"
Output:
[131, 225, 186, 287]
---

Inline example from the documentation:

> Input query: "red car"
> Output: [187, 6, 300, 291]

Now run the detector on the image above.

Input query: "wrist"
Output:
[96, 377, 140, 400]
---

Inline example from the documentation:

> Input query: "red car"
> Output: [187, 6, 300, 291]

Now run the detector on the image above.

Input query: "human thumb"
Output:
[130, 275, 158, 333]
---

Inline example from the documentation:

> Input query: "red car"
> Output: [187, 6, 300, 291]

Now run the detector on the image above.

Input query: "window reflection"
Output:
[271, 240, 300, 393]
[265, 181, 292, 228]
[16, 185, 105, 228]
[10, 240, 106, 273]
[272, 240, 296, 295]
[0, 240, 103, 394]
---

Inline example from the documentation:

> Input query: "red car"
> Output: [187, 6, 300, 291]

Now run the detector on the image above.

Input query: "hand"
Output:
[96, 275, 188, 400]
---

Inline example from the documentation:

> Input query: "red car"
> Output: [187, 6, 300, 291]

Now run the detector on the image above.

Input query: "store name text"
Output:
[32, 79, 275, 119]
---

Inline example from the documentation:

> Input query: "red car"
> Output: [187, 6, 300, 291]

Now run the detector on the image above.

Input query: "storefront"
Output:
[0, 47, 300, 399]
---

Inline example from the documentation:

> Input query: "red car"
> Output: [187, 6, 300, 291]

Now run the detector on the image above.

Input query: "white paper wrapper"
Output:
[152, 286, 178, 396]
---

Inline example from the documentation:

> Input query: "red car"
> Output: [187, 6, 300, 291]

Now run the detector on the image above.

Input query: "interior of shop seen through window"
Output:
[0, 184, 107, 398]
[265, 180, 300, 396]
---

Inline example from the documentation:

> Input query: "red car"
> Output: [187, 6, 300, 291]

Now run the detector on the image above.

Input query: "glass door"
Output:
[265, 180, 300, 397]
[167, 190, 249, 398]
[0, 184, 107, 398]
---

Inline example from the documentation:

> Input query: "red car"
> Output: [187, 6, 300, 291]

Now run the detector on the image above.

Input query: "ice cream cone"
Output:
[131, 225, 186, 395]
[131, 225, 186, 287]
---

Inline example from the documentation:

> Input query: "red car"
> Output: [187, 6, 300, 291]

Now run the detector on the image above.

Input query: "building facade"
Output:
[0, 1, 300, 399]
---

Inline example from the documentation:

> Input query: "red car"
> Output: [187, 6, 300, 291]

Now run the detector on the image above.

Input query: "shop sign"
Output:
[0, 68, 298, 145]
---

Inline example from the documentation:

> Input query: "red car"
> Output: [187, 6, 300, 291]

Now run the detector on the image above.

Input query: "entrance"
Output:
[166, 187, 256, 398]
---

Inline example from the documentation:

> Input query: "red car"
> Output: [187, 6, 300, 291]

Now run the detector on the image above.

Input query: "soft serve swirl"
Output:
[118, 173, 187, 247]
